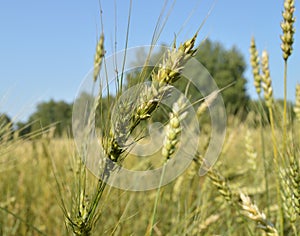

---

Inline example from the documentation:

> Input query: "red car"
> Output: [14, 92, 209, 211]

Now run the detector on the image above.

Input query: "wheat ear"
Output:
[103, 34, 198, 164]
[281, 0, 295, 61]
[249, 37, 262, 95]
[294, 84, 300, 122]
[162, 96, 187, 160]
[93, 34, 105, 82]
[239, 193, 278, 236]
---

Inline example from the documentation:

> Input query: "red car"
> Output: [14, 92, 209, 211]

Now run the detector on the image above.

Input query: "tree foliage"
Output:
[0, 113, 13, 140]
[27, 99, 72, 137]
[195, 39, 249, 115]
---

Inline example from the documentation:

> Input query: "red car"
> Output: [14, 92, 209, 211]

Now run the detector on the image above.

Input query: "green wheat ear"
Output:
[93, 34, 105, 82]
[294, 84, 300, 121]
[244, 129, 257, 171]
[280, 166, 298, 224]
[249, 37, 262, 95]
[261, 50, 273, 108]
[162, 96, 187, 160]
[281, 0, 296, 61]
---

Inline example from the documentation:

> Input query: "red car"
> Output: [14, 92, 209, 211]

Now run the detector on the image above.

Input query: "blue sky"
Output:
[0, 0, 299, 121]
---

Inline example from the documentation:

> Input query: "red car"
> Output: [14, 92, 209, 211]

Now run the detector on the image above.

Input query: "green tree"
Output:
[195, 39, 249, 115]
[16, 121, 33, 137]
[28, 99, 72, 137]
[0, 113, 13, 140]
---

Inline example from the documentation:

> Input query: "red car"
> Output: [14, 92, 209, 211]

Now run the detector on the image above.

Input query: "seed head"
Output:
[249, 37, 262, 95]
[239, 193, 278, 236]
[93, 34, 105, 82]
[261, 50, 273, 108]
[294, 84, 300, 121]
[245, 130, 257, 171]
[152, 33, 197, 85]
[162, 96, 187, 160]
[280, 169, 298, 223]
[281, 0, 296, 60]
[197, 90, 219, 117]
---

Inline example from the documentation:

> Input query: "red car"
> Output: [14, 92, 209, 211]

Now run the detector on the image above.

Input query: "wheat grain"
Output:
[261, 50, 273, 108]
[93, 34, 105, 82]
[162, 96, 187, 160]
[249, 37, 262, 95]
[294, 84, 300, 121]
[281, 0, 296, 61]
[244, 129, 257, 171]
[280, 168, 297, 223]
[239, 192, 278, 236]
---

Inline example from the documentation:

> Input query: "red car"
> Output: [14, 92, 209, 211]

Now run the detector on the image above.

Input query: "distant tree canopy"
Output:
[0, 113, 13, 140]
[27, 100, 72, 137]
[0, 113, 11, 127]
[195, 39, 249, 115]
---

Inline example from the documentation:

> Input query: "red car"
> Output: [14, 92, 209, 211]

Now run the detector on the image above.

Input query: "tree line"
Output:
[1, 39, 294, 138]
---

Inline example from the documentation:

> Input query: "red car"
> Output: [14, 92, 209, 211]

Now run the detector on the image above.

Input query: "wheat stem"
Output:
[283, 60, 288, 158]
[149, 163, 166, 236]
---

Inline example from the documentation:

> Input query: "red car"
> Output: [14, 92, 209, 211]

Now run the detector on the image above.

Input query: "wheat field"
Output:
[1, 0, 300, 235]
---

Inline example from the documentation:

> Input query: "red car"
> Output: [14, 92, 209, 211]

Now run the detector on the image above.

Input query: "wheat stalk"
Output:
[281, 0, 296, 165]
[261, 49, 286, 236]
